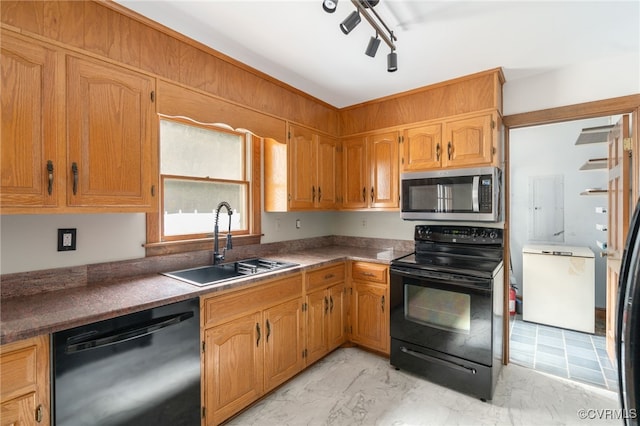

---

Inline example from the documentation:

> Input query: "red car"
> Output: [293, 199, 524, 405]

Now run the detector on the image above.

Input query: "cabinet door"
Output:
[402, 124, 442, 171]
[327, 284, 346, 351]
[263, 298, 304, 392]
[342, 137, 368, 209]
[306, 289, 328, 365]
[443, 113, 493, 168]
[204, 312, 263, 426]
[1, 33, 62, 210]
[369, 131, 399, 208]
[316, 135, 338, 209]
[351, 281, 388, 353]
[288, 125, 316, 210]
[1, 392, 36, 426]
[66, 56, 156, 209]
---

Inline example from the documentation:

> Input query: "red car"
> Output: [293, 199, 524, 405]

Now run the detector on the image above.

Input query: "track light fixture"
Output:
[322, 0, 338, 13]
[327, 0, 398, 72]
[340, 10, 361, 34]
[365, 33, 381, 57]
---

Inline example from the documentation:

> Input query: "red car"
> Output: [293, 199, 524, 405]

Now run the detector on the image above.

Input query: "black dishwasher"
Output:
[52, 298, 200, 426]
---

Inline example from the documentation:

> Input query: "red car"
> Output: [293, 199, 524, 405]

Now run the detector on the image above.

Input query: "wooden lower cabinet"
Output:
[350, 261, 390, 354]
[201, 273, 304, 425]
[0, 335, 50, 426]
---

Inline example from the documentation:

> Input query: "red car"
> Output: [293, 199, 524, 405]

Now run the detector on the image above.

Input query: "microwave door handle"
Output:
[472, 176, 480, 212]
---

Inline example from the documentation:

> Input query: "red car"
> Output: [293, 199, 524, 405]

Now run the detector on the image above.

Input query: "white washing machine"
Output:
[522, 244, 595, 333]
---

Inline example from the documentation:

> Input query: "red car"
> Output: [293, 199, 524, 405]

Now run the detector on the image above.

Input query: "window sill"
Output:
[144, 234, 261, 257]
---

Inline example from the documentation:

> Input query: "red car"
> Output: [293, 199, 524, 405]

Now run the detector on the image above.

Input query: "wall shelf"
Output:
[579, 158, 607, 171]
[580, 188, 608, 196]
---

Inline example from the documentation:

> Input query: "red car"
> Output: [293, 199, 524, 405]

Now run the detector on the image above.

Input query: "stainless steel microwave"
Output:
[400, 166, 501, 222]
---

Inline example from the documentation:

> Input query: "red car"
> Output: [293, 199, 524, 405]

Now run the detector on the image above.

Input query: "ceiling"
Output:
[114, 0, 639, 109]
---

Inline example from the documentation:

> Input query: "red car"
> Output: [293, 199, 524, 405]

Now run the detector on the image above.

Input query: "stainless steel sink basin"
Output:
[162, 258, 298, 287]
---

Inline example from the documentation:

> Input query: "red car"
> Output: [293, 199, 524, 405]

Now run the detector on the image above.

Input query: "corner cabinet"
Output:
[401, 110, 500, 172]
[342, 131, 399, 210]
[1, 30, 158, 214]
[305, 262, 346, 365]
[349, 261, 390, 354]
[201, 273, 304, 425]
[0, 335, 50, 426]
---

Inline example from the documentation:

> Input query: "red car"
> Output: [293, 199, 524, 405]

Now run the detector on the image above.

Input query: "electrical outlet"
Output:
[361, 219, 367, 227]
[296, 219, 301, 229]
[58, 228, 77, 251]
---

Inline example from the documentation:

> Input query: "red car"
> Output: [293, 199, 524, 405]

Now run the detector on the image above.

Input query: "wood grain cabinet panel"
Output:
[349, 262, 389, 354]
[66, 55, 156, 210]
[402, 123, 443, 171]
[0, 335, 50, 426]
[0, 31, 63, 210]
[443, 112, 494, 168]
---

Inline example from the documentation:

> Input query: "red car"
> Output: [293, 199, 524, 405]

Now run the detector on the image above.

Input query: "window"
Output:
[158, 117, 251, 242]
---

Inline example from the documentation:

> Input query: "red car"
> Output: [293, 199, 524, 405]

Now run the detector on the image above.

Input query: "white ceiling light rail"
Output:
[323, 0, 398, 72]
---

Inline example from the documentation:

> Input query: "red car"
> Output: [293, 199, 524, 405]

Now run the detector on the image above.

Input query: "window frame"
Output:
[145, 115, 262, 256]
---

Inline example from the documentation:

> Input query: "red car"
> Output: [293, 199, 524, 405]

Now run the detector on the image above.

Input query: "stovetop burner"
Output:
[391, 225, 504, 279]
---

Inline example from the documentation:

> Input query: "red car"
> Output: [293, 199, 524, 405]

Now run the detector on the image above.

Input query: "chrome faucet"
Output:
[213, 201, 233, 265]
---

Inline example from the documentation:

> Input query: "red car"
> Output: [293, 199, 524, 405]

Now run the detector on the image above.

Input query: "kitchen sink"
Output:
[162, 258, 299, 287]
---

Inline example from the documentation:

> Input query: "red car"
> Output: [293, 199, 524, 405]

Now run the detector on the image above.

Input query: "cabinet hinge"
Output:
[350, 325, 353, 334]
[302, 302, 307, 312]
[302, 349, 307, 358]
[288, 131, 291, 140]
[623, 137, 633, 152]
[202, 341, 205, 353]
[150, 91, 155, 103]
[151, 185, 155, 197]
[491, 119, 496, 129]
[202, 407, 206, 419]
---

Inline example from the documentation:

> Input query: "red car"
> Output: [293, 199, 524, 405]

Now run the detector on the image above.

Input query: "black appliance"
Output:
[53, 298, 200, 426]
[617, 199, 640, 425]
[390, 225, 504, 401]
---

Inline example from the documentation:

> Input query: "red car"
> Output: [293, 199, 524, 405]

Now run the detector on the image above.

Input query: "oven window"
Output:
[405, 284, 471, 333]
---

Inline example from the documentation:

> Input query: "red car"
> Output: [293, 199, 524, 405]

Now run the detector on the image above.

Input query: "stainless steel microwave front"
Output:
[400, 166, 502, 222]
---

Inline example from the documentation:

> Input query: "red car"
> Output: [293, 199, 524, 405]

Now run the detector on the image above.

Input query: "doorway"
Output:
[501, 95, 640, 391]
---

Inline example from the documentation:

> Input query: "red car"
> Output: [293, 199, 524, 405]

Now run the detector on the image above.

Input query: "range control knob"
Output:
[489, 231, 498, 240]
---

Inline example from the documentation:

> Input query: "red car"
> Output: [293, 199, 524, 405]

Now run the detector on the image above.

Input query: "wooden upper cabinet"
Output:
[288, 125, 316, 209]
[342, 131, 399, 210]
[402, 123, 442, 172]
[442, 112, 495, 168]
[1, 31, 63, 211]
[66, 55, 157, 210]
[287, 124, 337, 211]
[369, 131, 399, 208]
[342, 137, 368, 209]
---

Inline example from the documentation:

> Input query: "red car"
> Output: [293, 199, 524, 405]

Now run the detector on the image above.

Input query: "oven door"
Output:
[390, 265, 493, 366]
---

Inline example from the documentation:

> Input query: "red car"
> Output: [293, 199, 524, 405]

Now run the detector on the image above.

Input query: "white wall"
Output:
[509, 117, 613, 308]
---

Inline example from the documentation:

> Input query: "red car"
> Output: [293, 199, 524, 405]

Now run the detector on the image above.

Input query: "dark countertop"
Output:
[1, 245, 410, 345]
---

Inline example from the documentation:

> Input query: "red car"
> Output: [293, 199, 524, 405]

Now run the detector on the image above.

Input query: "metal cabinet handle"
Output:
[381, 295, 385, 312]
[324, 273, 335, 280]
[71, 162, 78, 195]
[362, 187, 366, 202]
[329, 295, 334, 313]
[371, 187, 374, 202]
[256, 323, 261, 347]
[35, 404, 43, 423]
[436, 143, 441, 161]
[266, 319, 271, 343]
[318, 186, 322, 202]
[447, 141, 452, 160]
[47, 160, 54, 195]
[324, 296, 329, 314]
[312, 186, 316, 202]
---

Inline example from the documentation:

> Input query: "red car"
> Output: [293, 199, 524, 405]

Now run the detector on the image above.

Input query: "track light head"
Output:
[340, 10, 361, 34]
[322, 0, 338, 13]
[365, 34, 381, 57]
[387, 50, 398, 72]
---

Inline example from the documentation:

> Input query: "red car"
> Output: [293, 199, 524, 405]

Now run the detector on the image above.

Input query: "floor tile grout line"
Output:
[562, 329, 570, 377]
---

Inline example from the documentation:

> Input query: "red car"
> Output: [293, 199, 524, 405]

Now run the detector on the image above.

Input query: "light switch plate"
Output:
[58, 228, 77, 251]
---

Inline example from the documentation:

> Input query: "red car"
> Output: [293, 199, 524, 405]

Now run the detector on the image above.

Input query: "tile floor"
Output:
[228, 347, 619, 425]
[509, 314, 618, 391]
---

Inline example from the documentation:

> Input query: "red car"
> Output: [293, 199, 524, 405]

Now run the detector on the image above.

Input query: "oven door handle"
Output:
[400, 346, 477, 375]
[390, 267, 492, 293]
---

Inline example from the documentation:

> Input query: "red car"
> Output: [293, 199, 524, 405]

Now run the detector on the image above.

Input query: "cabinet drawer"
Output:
[351, 262, 388, 284]
[0, 345, 37, 403]
[306, 263, 345, 292]
[203, 273, 303, 327]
